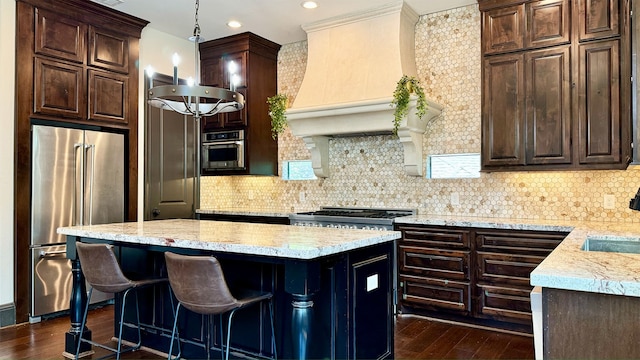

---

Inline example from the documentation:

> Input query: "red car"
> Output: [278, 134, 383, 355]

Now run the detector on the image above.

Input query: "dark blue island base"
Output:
[64, 236, 395, 360]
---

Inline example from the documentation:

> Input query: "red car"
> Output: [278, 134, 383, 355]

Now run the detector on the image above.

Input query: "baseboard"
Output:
[0, 303, 16, 328]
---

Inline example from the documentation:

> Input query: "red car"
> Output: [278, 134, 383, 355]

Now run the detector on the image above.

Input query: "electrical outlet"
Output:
[604, 194, 615, 209]
[450, 192, 460, 206]
[248, 190, 255, 200]
[299, 192, 306, 202]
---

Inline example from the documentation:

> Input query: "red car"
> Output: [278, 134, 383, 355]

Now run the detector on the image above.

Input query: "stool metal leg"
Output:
[225, 309, 239, 360]
[168, 302, 182, 360]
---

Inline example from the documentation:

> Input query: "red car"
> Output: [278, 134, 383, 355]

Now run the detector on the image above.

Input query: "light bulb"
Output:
[172, 53, 181, 66]
[227, 61, 238, 75]
[145, 65, 154, 78]
[187, 77, 195, 86]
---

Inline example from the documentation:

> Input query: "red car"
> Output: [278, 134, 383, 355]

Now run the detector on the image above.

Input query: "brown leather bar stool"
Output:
[75, 242, 172, 360]
[164, 252, 276, 360]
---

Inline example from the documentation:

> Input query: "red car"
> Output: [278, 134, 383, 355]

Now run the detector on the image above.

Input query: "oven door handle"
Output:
[203, 140, 243, 147]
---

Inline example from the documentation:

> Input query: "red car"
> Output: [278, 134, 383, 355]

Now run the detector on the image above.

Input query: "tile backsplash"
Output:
[201, 4, 640, 223]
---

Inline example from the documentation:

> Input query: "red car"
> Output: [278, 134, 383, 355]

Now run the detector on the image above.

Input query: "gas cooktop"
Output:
[289, 207, 416, 230]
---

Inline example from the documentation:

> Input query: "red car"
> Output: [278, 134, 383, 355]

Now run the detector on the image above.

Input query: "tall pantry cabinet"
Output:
[479, 0, 632, 171]
[14, 0, 147, 322]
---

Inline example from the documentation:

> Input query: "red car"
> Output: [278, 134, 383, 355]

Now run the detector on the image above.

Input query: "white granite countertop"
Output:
[396, 215, 640, 297]
[57, 219, 400, 260]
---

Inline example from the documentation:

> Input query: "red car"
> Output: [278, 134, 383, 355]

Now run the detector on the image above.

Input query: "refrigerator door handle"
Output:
[73, 143, 84, 226]
[85, 144, 96, 225]
[38, 249, 67, 258]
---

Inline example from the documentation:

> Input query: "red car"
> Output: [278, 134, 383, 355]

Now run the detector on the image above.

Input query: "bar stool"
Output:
[164, 252, 276, 360]
[74, 242, 171, 360]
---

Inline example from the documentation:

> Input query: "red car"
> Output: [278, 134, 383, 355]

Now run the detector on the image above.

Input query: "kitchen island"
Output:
[58, 219, 400, 360]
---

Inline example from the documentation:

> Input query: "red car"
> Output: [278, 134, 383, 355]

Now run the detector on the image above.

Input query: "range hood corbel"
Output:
[287, 97, 443, 177]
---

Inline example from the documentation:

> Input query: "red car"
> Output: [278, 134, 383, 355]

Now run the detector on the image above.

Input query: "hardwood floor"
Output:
[0, 306, 533, 359]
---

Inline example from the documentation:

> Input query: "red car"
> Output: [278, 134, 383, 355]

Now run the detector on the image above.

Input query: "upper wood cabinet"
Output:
[199, 32, 281, 176]
[478, 0, 631, 171]
[482, 0, 570, 54]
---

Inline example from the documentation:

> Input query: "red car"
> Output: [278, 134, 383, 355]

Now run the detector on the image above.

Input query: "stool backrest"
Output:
[164, 252, 240, 315]
[76, 242, 133, 293]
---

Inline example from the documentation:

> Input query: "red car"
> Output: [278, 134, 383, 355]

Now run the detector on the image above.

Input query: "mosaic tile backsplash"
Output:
[201, 4, 640, 223]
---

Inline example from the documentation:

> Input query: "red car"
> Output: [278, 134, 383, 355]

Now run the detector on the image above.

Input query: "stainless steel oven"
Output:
[201, 129, 245, 171]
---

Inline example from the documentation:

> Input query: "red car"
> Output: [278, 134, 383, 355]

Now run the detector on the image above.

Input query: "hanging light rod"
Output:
[146, 0, 244, 118]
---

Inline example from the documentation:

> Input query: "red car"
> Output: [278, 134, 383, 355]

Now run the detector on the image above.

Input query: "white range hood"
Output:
[286, 1, 443, 178]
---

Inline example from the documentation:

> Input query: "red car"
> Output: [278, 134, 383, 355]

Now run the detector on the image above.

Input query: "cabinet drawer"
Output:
[477, 252, 544, 286]
[399, 245, 470, 281]
[398, 226, 470, 248]
[476, 284, 532, 324]
[475, 230, 565, 255]
[399, 275, 471, 314]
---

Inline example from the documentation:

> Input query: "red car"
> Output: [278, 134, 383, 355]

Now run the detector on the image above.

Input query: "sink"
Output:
[582, 236, 640, 254]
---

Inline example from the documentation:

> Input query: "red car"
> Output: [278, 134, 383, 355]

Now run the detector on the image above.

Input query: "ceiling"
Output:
[92, 0, 476, 45]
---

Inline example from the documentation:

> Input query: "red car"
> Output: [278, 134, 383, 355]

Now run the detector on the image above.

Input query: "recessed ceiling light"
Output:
[227, 20, 242, 29]
[301, 1, 318, 9]
[93, 0, 124, 6]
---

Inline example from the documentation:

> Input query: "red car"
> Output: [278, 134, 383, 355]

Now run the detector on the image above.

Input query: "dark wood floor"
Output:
[0, 305, 533, 359]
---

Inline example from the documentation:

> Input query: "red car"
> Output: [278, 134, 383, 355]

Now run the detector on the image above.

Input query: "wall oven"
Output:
[202, 129, 245, 171]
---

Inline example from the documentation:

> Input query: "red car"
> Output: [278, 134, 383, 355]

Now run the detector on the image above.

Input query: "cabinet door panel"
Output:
[34, 58, 85, 118]
[224, 88, 247, 127]
[477, 252, 545, 286]
[399, 246, 470, 281]
[398, 226, 470, 249]
[525, 46, 572, 164]
[526, 0, 571, 49]
[483, 4, 525, 54]
[88, 70, 128, 124]
[400, 275, 471, 314]
[34, 8, 86, 63]
[476, 284, 533, 323]
[88, 26, 129, 74]
[578, 39, 621, 164]
[482, 53, 526, 167]
[578, 0, 619, 41]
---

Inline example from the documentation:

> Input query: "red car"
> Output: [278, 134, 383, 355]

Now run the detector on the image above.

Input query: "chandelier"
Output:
[146, 0, 245, 118]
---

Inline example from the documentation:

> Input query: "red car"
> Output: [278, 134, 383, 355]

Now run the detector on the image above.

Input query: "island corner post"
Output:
[61, 223, 396, 360]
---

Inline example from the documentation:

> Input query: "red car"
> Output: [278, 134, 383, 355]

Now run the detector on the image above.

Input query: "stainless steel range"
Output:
[289, 207, 416, 230]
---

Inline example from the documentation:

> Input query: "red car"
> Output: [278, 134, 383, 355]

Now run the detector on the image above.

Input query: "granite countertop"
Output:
[396, 215, 640, 297]
[57, 219, 400, 260]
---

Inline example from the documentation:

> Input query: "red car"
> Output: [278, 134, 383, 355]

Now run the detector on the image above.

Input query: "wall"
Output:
[201, 4, 640, 224]
[0, 0, 16, 315]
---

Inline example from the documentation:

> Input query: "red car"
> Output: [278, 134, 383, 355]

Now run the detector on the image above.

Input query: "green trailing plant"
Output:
[267, 93, 289, 140]
[391, 75, 428, 135]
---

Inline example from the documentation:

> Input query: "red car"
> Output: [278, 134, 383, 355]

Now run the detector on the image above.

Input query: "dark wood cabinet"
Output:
[88, 69, 128, 124]
[34, 57, 85, 119]
[479, 0, 631, 171]
[398, 226, 473, 317]
[199, 32, 281, 176]
[397, 223, 567, 333]
[88, 26, 130, 74]
[482, 53, 525, 166]
[14, 0, 147, 323]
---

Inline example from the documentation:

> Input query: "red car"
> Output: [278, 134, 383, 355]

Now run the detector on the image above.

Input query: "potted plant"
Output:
[391, 75, 428, 135]
[267, 93, 289, 140]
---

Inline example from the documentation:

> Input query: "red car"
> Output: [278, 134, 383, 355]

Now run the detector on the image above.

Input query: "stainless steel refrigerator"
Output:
[30, 124, 124, 319]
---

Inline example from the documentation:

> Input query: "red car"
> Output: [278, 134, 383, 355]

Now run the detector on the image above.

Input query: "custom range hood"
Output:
[287, 1, 443, 178]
